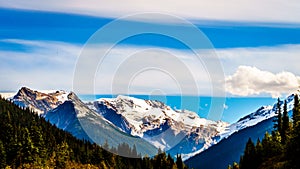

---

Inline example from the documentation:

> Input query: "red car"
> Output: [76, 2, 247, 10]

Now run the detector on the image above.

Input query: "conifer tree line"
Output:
[228, 94, 300, 169]
[0, 96, 188, 169]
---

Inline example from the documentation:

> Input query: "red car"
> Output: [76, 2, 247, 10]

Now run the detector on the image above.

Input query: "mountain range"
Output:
[11, 87, 158, 157]
[185, 95, 294, 169]
[3, 87, 294, 167]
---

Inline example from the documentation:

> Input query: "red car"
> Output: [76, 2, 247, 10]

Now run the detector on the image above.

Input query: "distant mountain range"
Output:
[185, 95, 294, 169]
[2, 86, 294, 167]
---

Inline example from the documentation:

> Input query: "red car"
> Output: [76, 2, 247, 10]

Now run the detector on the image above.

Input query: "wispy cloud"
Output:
[75, 44, 217, 95]
[216, 44, 300, 76]
[0, 39, 216, 95]
[0, 39, 81, 91]
[1, 0, 300, 24]
[2, 39, 300, 97]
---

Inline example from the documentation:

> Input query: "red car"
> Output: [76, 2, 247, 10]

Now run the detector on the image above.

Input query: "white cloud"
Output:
[226, 66, 300, 97]
[1, 0, 300, 24]
[0, 39, 220, 95]
[2, 39, 300, 97]
[0, 39, 81, 91]
[77, 45, 220, 95]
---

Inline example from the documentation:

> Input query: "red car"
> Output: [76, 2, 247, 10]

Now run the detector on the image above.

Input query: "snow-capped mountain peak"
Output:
[97, 95, 228, 136]
[11, 87, 297, 161]
[220, 94, 295, 139]
[92, 95, 229, 153]
[12, 87, 68, 115]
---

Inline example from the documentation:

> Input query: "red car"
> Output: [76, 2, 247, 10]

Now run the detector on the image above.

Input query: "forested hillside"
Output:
[229, 95, 300, 169]
[0, 96, 187, 169]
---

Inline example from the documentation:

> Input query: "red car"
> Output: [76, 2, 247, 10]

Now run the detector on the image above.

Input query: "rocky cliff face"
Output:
[11, 88, 158, 157]
[92, 95, 229, 156]
[12, 87, 292, 160]
[12, 87, 68, 115]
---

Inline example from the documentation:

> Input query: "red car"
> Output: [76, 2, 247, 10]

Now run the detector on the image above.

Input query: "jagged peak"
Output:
[19, 86, 33, 92]
[67, 91, 79, 100]
[12, 87, 69, 114]
[236, 94, 295, 124]
[16, 87, 67, 97]
[67, 92, 87, 109]
[15, 86, 35, 96]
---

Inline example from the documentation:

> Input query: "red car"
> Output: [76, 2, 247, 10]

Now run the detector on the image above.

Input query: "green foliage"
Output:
[0, 140, 6, 169]
[55, 142, 71, 168]
[0, 97, 187, 169]
[228, 162, 240, 169]
[282, 100, 289, 144]
[288, 94, 300, 168]
[274, 98, 282, 132]
[176, 154, 184, 169]
[255, 139, 263, 165]
[231, 94, 300, 169]
[240, 138, 258, 169]
[232, 162, 240, 169]
[167, 154, 175, 169]
[292, 94, 300, 126]
[90, 144, 103, 165]
[21, 127, 35, 164]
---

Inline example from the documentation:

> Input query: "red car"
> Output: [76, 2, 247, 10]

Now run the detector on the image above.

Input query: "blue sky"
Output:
[1, 1, 300, 99]
[1, 8, 300, 49]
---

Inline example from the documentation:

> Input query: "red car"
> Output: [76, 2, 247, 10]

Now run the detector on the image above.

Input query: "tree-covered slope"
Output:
[0, 96, 187, 169]
[230, 95, 300, 169]
[184, 116, 274, 169]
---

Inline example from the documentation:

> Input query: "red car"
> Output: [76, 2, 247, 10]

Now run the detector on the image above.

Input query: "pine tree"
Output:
[30, 125, 47, 165]
[142, 155, 152, 169]
[91, 145, 103, 165]
[157, 147, 163, 155]
[293, 94, 300, 126]
[274, 98, 282, 132]
[289, 94, 300, 167]
[255, 139, 263, 166]
[0, 140, 6, 169]
[271, 130, 282, 155]
[1, 123, 16, 166]
[240, 138, 256, 169]
[102, 140, 112, 165]
[282, 100, 289, 144]
[167, 154, 175, 169]
[237, 93, 300, 169]
[55, 141, 70, 169]
[176, 154, 184, 169]
[262, 132, 273, 158]
[290, 121, 300, 168]
[21, 127, 35, 164]
[159, 152, 168, 169]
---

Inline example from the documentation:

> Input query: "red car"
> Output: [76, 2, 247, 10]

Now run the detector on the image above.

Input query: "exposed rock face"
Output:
[12, 87, 68, 115]
[11, 87, 159, 157]
[92, 95, 229, 156]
